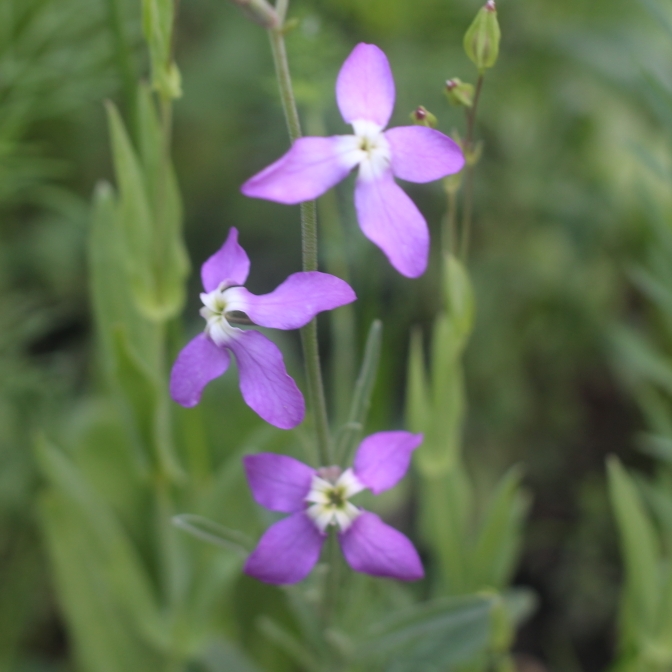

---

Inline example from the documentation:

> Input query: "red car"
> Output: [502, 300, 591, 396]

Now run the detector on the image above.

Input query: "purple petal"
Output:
[244, 511, 325, 584]
[201, 227, 250, 292]
[241, 136, 359, 204]
[336, 43, 395, 128]
[243, 453, 314, 513]
[170, 334, 230, 407]
[225, 272, 356, 330]
[354, 170, 429, 278]
[339, 511, 424, 581]
[228, 330, 305, 429]
[385, 126, 465, 183]
[353, 431, 423, 495]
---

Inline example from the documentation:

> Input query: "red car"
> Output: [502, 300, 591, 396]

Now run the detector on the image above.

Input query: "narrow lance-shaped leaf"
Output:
[352, 595, 493, 671]
[172, 514, 254, 557]
[608, 457, 661, 638]
[141, 0, 181, 99]
[336, 319, 383, 464]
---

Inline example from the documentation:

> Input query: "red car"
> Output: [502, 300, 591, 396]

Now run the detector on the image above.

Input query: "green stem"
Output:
[268, 24, 332, 465]
[443, 181, 458, 257]
[106, 0, 137, 134]
[459, 74, 484, 261]
[307, 110, 357, 426]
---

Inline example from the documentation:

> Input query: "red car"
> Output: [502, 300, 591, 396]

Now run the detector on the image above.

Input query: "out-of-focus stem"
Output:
[268, 24, 332, 466]
[459, 74, 484, 260]
[106, 0, 137, 135]
[307, 111, 357, 426]
[443, 182, 458, 256]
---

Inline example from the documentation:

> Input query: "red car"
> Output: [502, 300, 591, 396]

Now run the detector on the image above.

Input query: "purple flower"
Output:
[243, 431, 424, 584]
[241, 43, 465, 279]
[170, 228, 356, 429]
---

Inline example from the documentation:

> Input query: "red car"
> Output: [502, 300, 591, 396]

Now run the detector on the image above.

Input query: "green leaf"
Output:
[141, 0, 181, 99]
[257, 617, 320, 671]
[106, 100, 187, 321]
[172, 514, 253, 556]
[612, 326, 672, 396]
[471, 467, 530, 589]
[443, 252, 475, 346]
[89, 182, 161, 377]
[336, 319, 383, 464]
[405, 327, 431, 436]
[35, 436, 170, 655]
[608, 457, 661, 637]
[353, 595, 492, 671]
[39, 491, 165, 672]
[199, 640, 264, 672]
[112, 326, 183, 481]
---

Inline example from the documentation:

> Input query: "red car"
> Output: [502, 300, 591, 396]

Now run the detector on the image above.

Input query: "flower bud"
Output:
[463, 0, 500, 72]
[410, 105, 437, 128]
[444, 78, 474, 107]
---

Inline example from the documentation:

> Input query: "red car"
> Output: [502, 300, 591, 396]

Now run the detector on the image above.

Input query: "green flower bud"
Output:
[463, 0, 501, 72]
[444, 78, 474, 107]
[410, 105, 437, 128]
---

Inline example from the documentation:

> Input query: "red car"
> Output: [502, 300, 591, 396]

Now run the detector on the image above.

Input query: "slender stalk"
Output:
[307, 110, 357, 426]
[106, 0, 137, 133]
[268, 25, 332, 465]
[443, 181, 458, 256]
[459, 74, 484, 260]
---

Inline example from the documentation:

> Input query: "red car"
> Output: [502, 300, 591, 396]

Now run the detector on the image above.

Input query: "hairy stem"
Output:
[268, 24, 332, 465]
[459, 74, 484, 261]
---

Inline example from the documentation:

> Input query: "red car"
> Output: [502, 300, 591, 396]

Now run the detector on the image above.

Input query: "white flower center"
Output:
[305, 467, 365, 533]
[336, 119, 391, 182]
[199, 282, 243, 347]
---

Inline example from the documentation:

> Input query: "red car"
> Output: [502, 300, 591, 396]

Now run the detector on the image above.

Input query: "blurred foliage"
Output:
[3, 0, 672, 669]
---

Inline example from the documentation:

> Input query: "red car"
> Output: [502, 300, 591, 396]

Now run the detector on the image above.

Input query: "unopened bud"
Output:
[445, 78, 474, 107]
[410, 106, 437, 128]
[463, 0, 501, 72]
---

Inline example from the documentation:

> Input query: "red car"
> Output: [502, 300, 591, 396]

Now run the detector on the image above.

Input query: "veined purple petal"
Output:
[228, 330, 305, 429]
[170, 334, 230, 407]
[244, 511, 325, 584]
[339, 511, 424, 581]
[225, 272, 356, 330]
[354, 170, 429, 278]
[243, 453, 314, 513]
[353, 431, 423, 495]
[201, 227, 250, 292]
[241, 136, 359, 204]
[336, 43, 395, 128]
[386, 126, 465, 183]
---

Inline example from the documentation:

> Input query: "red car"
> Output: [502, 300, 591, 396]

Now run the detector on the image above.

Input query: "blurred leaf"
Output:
[257, 616, 320, 671]
[106, 100, 186, 321]
[35, 436, 170, 656]
[637, 432, 672, 464]
[471, 467, 530, 590]
[39, 491, 165, 672]
[405, 327, 431, 437]
[199, 640, 263, 672]
[336, 319, 383, 464]
[612, 326, 672, 396]
[443, 253, 475, 347]
[141, 0, 181, 98]
[353, 594, 492, 671]
[608, 457, 661, 636]
[172, 514, 253, 556]
[112, 326, 182, 480]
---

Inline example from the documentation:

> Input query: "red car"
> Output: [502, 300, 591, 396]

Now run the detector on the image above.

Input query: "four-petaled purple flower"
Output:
[241, 43, 465, 279]
[169, 227, 356, 429]
[243, 431, 424, 584]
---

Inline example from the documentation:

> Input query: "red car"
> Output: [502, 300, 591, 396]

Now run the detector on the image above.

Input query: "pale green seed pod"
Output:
[463, 0, 501, 72]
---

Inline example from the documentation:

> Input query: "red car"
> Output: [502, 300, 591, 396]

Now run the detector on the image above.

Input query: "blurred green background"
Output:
[2, 0, 671, 669]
